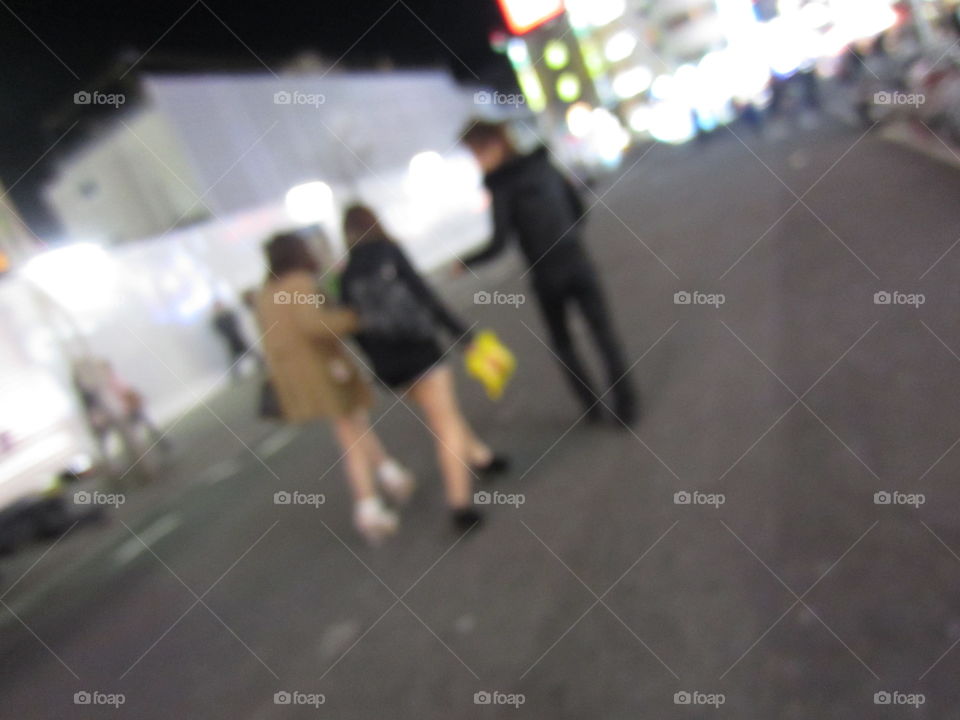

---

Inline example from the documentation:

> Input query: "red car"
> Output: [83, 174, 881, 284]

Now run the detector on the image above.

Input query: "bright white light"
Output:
[628, 105, 654, 133]
[565, 102, 594, 138]
[565, 0, 626, 29]
[564, 105, 628, 166]
[383, 151, 483, 246]
[761, 17, 811, 76]
[591, 108, 630, 165]
[0, 372, 74, 440]
[591, 0, 626, 26]
[405, 151, 451, 198]
[649, 102, 697, 145]
[715, 0, 760, 44]
[409, 151, 444, 179]
[708, 47, 770, 101]
[507, 38, 529, 66]
[285, 181, 334, 225]
[561, 0, 590, 29]
[697, 50, 727, 83]
[21, 242, 117, 315]
[799, 2, 832, 29]
[831, 0, 896, 42]
[692, 51, 748, 122]
[604, 31, 637, 63]
[612, 66, 653, 99]
[408, 151, 444, 182]
[650, 74, 675, 100]
[673, 64, 700, 103]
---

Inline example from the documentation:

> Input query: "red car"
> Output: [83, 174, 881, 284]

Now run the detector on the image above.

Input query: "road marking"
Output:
[318, 620, 362, 661]
[113, 514, 182, 567]
[202, 457, 242, 485]
[880, 123, 960, 170]
[256, 427, 299, 458]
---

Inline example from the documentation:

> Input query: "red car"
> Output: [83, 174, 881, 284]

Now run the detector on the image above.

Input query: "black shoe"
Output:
[583, 404, 605, 424]
[612, 390, 640, 427]
[612, 405, 637, 427]
[473, 454, 510, 476]
[452, 508, 483, 532]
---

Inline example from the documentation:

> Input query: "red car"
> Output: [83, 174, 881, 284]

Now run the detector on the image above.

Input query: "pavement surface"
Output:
[4, 106, 960, 719]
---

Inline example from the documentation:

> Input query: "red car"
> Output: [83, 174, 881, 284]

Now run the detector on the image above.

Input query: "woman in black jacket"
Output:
[340, 204, 506, 531]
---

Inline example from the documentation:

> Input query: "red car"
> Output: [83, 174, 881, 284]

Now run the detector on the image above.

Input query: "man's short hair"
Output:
[461, 120, 510, 151]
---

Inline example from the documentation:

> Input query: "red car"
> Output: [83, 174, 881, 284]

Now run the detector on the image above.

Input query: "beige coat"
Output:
[256, 271, 371, 422]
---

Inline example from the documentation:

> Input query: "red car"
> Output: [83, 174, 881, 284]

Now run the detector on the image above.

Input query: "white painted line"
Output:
[880, 123, 960, 170]
[113, 514, 182, 567]
[256, 427, 300, 458]
[202, 458, 242, 485]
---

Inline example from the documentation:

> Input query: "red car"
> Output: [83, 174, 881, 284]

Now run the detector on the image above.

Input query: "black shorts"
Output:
[370, 339, 444, 389]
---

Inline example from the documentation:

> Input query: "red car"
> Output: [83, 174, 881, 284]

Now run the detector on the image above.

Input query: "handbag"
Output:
[464, 330, 516, 400]
[258, 378, 283, 420]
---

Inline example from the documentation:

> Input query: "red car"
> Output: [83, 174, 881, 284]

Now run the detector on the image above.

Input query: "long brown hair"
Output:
[343, 204, 392, 250]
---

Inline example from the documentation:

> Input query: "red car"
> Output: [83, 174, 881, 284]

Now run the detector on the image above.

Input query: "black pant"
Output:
[532, 262, 635, 414]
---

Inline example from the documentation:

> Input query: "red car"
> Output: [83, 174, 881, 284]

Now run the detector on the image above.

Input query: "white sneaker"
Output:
[354, 497, 398, 546]
[377, 459, 416, 505]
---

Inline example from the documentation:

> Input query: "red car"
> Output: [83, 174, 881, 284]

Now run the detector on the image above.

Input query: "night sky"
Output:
[0, 0, 511, 234]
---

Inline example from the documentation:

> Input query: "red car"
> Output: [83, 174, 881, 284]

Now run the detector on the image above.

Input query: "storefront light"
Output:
[612, 66, 653, 99]
[544, 39, 570, 69]
[628, 105, 654, 133]
[565, 102, 594, 137]
[650, 74, 675, 100]
[496, 0, 564, 35]
[507, 38, 530, 66]
[285, 181, 334, 225]
[604, 31, 637, 63]
[556, 73, 582, 102]
[517, 67, 548, 112]
[565, 0, 626, 29]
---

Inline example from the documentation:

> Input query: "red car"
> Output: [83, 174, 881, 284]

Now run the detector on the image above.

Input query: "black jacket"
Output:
[341, 237, 470, 383]
[463, 146, 588, 278]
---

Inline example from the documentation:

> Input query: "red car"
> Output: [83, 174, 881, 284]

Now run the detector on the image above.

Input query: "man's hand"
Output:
[449, 259, 468, 278]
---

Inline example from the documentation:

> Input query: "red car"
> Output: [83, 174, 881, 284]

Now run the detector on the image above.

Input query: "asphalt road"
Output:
[4, 110, 960, 719]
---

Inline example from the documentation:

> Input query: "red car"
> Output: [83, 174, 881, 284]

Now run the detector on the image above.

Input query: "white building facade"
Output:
[44, 68, 486, 248]
[2, 66, 494, 506]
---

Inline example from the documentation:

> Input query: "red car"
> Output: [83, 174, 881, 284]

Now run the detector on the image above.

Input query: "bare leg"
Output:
[116, 419, 155, 483]
[462, 420, 492, 467]
[333, 412, 399, 543]
[331, 414, 378, 502]
[353, 410, 388, 468]
[408, 366, 476, 509]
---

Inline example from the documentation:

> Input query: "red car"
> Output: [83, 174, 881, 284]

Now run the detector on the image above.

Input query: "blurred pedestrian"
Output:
[71, 356, 166, 482]
[855, 34, 900, 126]
[256, 232, 414, 545]
[211, 299, 262, 378]
[241, 288, 258, 312]
[340, 205, 507, 532]
[120, 384, 166, 449]
[460, 121, 638, 426]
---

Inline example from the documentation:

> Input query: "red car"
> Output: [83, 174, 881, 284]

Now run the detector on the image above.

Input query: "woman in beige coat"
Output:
[256, 232, 413, 544]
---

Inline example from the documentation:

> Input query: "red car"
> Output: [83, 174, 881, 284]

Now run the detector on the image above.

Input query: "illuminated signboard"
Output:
[496, 0, 564, 35]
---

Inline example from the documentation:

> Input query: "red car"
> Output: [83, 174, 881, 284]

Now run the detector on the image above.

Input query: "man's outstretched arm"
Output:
[462, 190, 511, 267]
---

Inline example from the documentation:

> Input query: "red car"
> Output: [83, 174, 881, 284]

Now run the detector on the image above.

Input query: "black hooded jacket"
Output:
[463, 146, 589, 279]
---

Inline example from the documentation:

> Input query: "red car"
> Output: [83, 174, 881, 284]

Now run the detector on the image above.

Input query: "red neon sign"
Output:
[496, 0, 564, 35]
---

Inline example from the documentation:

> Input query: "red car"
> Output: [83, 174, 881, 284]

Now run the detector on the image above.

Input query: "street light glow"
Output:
[604, 31, 637, 63]
[284, 181, 334, 225]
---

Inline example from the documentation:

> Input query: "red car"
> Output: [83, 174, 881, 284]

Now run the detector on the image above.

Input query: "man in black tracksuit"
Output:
[461, 121, 637, 425]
